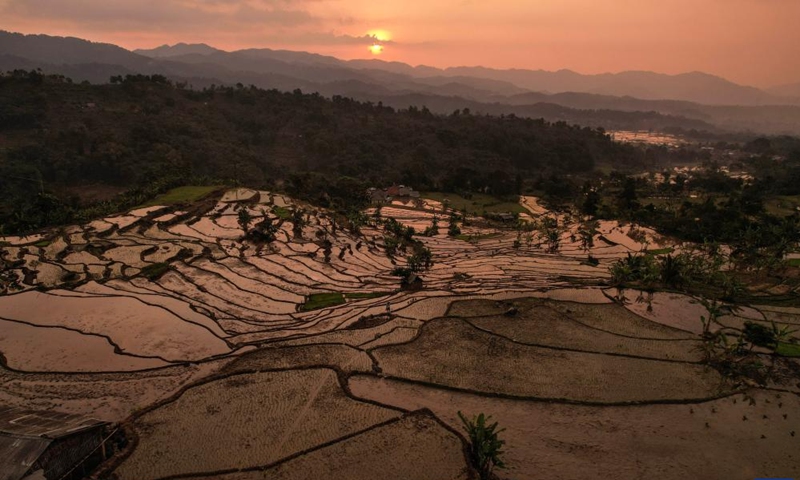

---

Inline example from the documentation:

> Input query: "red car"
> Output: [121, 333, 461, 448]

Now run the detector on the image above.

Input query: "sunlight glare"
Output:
[367, 29, 391, 42]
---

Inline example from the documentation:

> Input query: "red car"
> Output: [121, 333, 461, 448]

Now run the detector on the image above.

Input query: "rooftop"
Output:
[0, 405, 105, 439]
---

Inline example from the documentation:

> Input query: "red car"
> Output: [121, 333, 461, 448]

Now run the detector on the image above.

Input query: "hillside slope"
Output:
[0, 71, 644, 233]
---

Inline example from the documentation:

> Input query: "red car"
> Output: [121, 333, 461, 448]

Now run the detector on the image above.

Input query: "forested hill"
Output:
[1, 71, 644, 233]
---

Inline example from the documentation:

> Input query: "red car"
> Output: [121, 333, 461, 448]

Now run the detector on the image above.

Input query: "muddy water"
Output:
[0, 318, 170, 372]
[613, 290, 710, 334]
[0, 291, 230, 362]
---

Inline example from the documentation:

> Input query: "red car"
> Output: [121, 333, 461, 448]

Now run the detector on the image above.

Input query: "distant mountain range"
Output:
[135, 43, 220, 58]
[768, 82, 800, 99]
[2, 30, 800, 135]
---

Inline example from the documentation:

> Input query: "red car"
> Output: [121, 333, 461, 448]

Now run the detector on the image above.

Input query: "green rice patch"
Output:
[272, 206, 292, 220]
[300, 291, 391, 311]
[775, 342, 800, 357]
[300, 293, 346, 311]
[345, 292, 391, 300]
[142, 186, 223, 207]
[646, 248, 674, 255]
[421, 192, 527, 215]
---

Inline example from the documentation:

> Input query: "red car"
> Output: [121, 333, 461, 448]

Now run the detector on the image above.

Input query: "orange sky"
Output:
[2, 0, 798, 87]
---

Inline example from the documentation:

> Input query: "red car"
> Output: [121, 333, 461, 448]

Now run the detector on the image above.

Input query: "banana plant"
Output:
[458, 411, 506, 479]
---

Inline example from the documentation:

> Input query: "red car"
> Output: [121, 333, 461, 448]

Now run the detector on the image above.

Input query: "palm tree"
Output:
[659, 254, 685, 288]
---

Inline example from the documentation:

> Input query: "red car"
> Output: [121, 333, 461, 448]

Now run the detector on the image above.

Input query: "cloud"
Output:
[1, 0, 320, 30]
[0, 0, 408, 52]
[292, 32, 396, 46]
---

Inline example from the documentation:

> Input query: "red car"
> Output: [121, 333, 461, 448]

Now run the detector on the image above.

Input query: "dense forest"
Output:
[3, 70, 799, 245]
[1, 70, 649, 234]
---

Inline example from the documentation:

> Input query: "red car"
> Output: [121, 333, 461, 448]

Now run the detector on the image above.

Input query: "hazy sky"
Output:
[2, 0, 798, 87]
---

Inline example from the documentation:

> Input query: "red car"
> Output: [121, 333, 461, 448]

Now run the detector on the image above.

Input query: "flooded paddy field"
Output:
[1, 188, 798, 479]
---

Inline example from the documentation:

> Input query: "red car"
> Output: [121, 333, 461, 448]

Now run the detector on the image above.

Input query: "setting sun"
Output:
[369, 44, 384, 55]
[367, 29, 391, 42]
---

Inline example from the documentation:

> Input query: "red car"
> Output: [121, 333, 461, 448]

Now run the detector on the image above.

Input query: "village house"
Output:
[367, 185, 420, 205]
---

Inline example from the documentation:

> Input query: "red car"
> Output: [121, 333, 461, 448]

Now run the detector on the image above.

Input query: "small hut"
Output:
[0, 405, 112, 480]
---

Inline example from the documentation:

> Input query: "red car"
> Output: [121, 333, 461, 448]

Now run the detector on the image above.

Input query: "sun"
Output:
[369, 44, 384, 55]
[367, 29, 391, 42]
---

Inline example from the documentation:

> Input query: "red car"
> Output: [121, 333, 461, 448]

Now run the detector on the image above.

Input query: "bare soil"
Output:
[0, 361, 227, 422]
[116, 369, 400, 480]
[350, 376, 800, 480]
[190, 412, 471, 480]
[372, 318, 725, 403]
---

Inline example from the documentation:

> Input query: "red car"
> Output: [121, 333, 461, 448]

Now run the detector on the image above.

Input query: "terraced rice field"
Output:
[222, 344, 375, 375]
[2, 188, 798, 479]
[0, 361, 227, 421]
[465, 304, 703, 362]
[371, 318, 724, 403]
[190, 412, 471, 480]
[349, 378, 800, 480]
[116, 369, 400, 480]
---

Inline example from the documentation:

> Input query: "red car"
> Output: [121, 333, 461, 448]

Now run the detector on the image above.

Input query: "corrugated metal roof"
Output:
[0, 434, 51, 480]
[0, 405, 104, 439]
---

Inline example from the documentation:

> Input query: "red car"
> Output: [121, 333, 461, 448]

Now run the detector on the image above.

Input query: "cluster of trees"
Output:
[1, 70, 650, 234]
[695, 298, 795, 382]
[610, 247, 740, 299]
[538, 154, 800, 250]
[374, 216, 434, 286]
[610, 248, 799, 382]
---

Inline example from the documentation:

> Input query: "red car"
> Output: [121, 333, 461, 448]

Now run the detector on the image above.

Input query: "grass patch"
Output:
[345, 292, 390, 300]
[142, 186, 223, 207]
[787, 258, 800, 268]
[455, 233, 502, 242]
[646, 247, 674, 255]
[33, 240, 51, 248]
[140, 262, 171, 280]
[776, 342, 800, 357]
[300, 292, 346, 311]
[765, 195, 800, 217]
[300, 291, 391, 310]
[593, 164, 617, 175]
[272, 206, 292, 220]
[421, 192, 527, 215]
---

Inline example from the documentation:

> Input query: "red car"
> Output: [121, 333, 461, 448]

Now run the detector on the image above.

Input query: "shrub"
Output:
[140, 262, 170, 280]
[458, 411, 506, 479]
[743, 321, 776, 349]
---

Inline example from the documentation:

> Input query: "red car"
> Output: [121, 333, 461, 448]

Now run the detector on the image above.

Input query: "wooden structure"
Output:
[0, 406, 111, 480]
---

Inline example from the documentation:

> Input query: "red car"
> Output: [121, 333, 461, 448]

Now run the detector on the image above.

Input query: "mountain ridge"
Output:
[2, 31, 800, 134]
[134, 43, 221, 58]
[124, 40, 798, 107]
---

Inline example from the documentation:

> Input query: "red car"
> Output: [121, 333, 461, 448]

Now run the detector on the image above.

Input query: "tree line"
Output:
[1, 70, 649, 234]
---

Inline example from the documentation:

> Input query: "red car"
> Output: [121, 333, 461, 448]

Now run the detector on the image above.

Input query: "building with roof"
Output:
[0, 406, 111, 480]
[367, 185, 421, 205]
